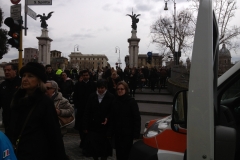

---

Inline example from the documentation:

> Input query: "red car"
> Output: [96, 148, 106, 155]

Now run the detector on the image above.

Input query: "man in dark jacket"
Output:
[0, 63, 21, 138]
[73, 70, 96, 150]
[45, 64, 56, 81]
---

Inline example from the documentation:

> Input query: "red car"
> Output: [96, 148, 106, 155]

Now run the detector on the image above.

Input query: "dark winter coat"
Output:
[9, 88, 66, 160]
[46, 71, 56, 81]
[82, 91, 115, 157]
[59, 79, 74, 99]
[129, 73, 138, 88]
[73, 80, 96, 129]
[0, 76, 21, 137]
[107, 77, 121, 96]
[83, 91, 114, 132]
[111, 94, 141, 139]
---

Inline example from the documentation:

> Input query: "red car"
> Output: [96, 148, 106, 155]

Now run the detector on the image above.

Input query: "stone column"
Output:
[128, 30, 140, 68]
[36, 29, 53, 65]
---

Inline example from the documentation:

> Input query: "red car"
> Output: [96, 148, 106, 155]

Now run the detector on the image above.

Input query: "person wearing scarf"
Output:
[82, 79, 114, 160]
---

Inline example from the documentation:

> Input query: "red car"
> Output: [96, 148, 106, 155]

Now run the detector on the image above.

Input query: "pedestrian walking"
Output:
[138, 69, 145, 92]
[111, 81, 141, 160]
[59, 72, 74, 100]
[129, 69, 138, 97]
[45, 80, 74, 135]
[9, 62, 67, 160]
[0, 63, 21, 138]
[149, 68, 159, 92]
[73, 70, 96, 152]
[45, 64, 56, 81]
[83, 80, 114, 160]
[107, 71, 121, 96]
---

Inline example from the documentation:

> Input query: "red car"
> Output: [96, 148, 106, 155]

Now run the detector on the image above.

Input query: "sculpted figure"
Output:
[126, 11, 141, 30]
[36, 12, 54, 29]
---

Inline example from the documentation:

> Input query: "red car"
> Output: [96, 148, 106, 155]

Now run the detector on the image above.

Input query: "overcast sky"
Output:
[1, 0, 240, 67]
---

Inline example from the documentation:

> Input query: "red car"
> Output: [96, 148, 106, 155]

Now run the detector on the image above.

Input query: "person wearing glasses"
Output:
[111, 81, 141, 160]
[45, 80, 74, 135]
[9, 62, 67, 160]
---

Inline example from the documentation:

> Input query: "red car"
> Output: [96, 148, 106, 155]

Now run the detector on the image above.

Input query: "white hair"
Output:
[46, 80, 58, 93]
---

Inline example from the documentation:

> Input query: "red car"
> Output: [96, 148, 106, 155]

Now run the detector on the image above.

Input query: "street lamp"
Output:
[115, 46, 121, 68]
[74, 44, 79, 52]
[164, 0, 178, 65]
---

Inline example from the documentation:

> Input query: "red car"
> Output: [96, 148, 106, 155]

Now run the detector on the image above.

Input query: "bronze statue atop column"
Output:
[126, 10, 141, 30]
[36, 12, 54, 29]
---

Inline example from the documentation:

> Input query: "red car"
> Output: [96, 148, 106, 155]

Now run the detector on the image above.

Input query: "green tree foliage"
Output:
[0, 8, 9, 59]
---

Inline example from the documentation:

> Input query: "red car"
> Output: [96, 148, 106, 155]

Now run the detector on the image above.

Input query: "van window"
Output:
[221, 78, 240, 100]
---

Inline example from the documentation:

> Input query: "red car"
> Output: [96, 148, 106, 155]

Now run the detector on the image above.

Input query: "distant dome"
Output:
[219, 44, 231, 57]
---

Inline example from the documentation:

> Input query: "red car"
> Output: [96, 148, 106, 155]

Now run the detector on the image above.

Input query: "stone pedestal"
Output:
[36, 29, 53, 65]
[128, 30, 140, 68]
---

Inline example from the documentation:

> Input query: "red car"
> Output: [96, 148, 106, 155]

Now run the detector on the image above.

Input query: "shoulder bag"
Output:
[56, 100, 75, 128]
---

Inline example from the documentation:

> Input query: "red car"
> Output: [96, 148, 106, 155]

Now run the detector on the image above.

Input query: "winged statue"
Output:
[36, 12, 54, 29]
[126, 11, 141, 30]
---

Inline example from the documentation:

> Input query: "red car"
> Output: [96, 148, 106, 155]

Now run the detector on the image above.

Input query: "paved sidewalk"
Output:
[63, 133, 116, 160]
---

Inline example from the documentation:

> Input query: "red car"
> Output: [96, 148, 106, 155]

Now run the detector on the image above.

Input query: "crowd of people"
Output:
[0, 62, 170, 160]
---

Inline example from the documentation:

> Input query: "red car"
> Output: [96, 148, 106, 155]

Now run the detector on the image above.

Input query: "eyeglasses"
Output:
[46, 87, 55, 90]
[117, 88, 125, 91]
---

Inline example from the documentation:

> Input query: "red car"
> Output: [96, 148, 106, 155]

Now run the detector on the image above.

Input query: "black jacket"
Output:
[59, 79, 74, 99]
[0, 76, 21, 137]
[107, 77, 121, 95]
[9, 88, 66, 160]
[0, 76, 21, 110]
[111, 94, 141, 139]
[82, 91, 114, 157]
[83, 91, 114, 133]
[73, 80, 96, 129]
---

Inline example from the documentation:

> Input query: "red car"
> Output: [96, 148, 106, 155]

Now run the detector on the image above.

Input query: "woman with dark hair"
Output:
[9, 62, 67, 160]
[111, 81, 141, 160]
[107, 71, 121, 96]
[59, 72, 74, 100]
[83, 79, 114, 160]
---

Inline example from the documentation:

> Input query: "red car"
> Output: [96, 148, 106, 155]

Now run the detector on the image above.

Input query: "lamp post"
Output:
[97, 62, 100, 80]
[74, 44, 79, 52]
[164, 0, 178, 65]
[115, 46, 121, 68]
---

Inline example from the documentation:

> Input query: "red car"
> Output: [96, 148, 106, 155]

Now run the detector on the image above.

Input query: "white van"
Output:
[129, 0, 238, 159]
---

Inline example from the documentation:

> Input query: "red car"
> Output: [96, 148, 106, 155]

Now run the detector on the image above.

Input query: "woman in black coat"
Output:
[9, 62, 67, 160]
[107, 71, 121, 96]
[129, 69, 138, 97]
[83, 80, 115, 160]
[111, 81, 141, 160]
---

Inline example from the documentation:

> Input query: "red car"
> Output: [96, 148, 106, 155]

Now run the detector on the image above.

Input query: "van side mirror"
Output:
[171, 90, 188, 133]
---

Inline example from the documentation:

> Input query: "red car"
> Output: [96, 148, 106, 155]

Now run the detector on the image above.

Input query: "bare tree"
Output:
[151, 10, 195, 61]
[188, 0, 240, 50]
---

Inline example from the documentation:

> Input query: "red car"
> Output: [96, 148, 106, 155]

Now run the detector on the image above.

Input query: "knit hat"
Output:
[20, 62, 47, 83]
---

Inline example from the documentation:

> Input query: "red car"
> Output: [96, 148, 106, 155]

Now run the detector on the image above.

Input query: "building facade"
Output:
[68, 52, 109, 70]
[51, 57, 69, 71]
[24, 48, 39, 64]
[125, 53, 163, 68]
[218, 44, 233, 75]
[11, 58, 25, 66]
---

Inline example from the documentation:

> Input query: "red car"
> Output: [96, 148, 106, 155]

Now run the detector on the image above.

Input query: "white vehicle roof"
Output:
[218, 61, 240, 87]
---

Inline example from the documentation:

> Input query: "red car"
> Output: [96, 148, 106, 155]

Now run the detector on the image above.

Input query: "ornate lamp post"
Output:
[115, 46, 121, 68]
[164, 0, 178, 65]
